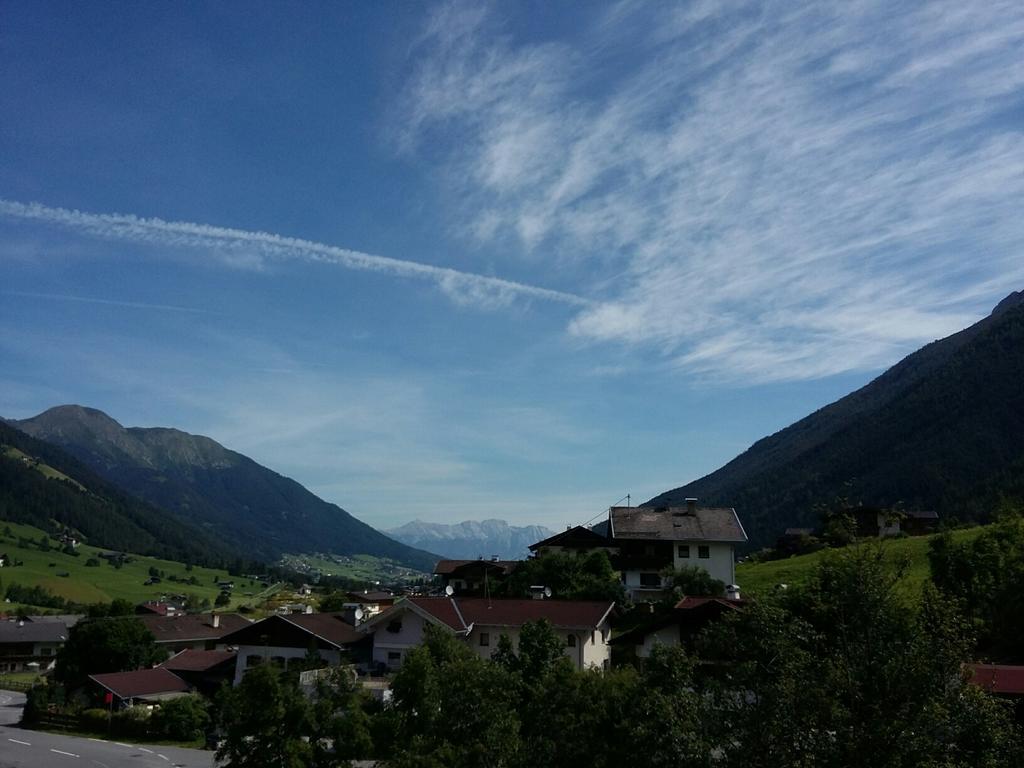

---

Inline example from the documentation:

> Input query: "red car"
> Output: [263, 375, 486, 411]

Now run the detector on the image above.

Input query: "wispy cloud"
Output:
[2, 290, 215, 314]
[402, 0, 1024, 382]
[0, 199, 589, 311]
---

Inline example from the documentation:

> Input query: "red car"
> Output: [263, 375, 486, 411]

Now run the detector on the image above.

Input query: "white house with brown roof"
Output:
[609, 500, 747, 600]
[360, 597, 615, 672]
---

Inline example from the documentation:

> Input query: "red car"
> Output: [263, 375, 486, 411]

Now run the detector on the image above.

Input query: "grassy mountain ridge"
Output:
[648, 291, 1024, 548]
[11, 406, 437, 571]
[0, 420, 235, 566]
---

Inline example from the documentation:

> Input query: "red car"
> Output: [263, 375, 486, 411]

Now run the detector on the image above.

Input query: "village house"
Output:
[137, 611, 250, 653]
[89, 668, 191, 708]
[0, 619, 69, 672]
[158, 648, 237, 697]
[219, 612, 371, 685]
[612, 595, 743, 659]
[528, 525, 618, 557]
[433, 558, 519, 595]
[852, 507, 940, 538]
[609, 500, 747, 600]
[360, 596, 615, 672]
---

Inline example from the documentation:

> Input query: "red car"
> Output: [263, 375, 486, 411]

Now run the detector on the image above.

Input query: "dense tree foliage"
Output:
[660, 564, 725, 597]
[54, 617, 167, 690]
[501, 550, 625, 601]
[929, 509, 1024, 660]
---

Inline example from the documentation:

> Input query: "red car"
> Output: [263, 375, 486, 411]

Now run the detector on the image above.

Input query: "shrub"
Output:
[152, 695, 209, 741]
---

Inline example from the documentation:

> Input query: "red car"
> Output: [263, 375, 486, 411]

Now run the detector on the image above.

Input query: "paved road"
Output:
[0, 692, 215, 768]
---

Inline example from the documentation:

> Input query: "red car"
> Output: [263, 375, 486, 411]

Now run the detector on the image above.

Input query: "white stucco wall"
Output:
[638, 625, 680, 658]
[370, 610, 429, 670]
[671, 541, 735, 585]
[232, 644, 342, 685]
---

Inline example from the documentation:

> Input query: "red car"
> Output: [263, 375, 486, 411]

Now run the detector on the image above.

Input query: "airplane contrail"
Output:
[0, 199, 590, 308]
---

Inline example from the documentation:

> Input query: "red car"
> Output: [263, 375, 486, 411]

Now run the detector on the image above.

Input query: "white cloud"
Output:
[401, 0, 1024, 382]
[0, 198, 588, 311]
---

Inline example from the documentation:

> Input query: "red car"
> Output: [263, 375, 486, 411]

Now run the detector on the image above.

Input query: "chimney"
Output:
[726, 585, 741, 601]
[685, 498, 698, 515]
[212, 613, 220, 629]
[491, 555, 499, 562]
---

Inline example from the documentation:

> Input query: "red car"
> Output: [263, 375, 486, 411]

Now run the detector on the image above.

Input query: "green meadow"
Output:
[735, 526, 985, 598]
[0, 520, 272, 611]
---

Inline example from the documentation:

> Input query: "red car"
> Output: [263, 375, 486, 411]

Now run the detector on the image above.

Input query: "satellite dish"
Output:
[354, 607, 365, 622]
[543, 587, 552, 598]
[445, 585, 454, 597]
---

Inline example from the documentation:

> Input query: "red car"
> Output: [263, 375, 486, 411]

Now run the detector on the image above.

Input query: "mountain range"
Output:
[648, 290, 1024, 549]
[9, 406, 437, 571]
[386, 519, 555, 560]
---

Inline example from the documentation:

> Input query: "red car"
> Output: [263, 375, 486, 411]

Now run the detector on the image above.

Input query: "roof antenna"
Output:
[627, 493, 631, 508]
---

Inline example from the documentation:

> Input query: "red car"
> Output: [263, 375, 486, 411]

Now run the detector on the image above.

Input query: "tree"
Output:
[502, 550, 624, 602]
[660, 564, 725, 598]
[54, 618, 167, 690]
[217, 664, 313, 768]
[152, 694, 210, 741]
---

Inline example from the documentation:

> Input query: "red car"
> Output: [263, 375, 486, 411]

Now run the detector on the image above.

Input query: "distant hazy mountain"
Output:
[647, 290, 1024, 549]
[386, 519, 555, 560]
[11, 406, 437, 571]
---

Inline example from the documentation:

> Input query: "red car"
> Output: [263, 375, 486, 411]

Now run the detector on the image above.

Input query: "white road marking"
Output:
[158, 755, 169, 761]
[115, 742, 131, 747]
[91, 761, 111, 768]
[50, 748, 80, 757]
[7, 737, 31, 745]
[88, 737, 107, 742]
[139, 746, 154, 753]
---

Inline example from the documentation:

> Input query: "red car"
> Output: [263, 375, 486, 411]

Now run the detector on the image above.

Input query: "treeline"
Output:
[0, 421, 237, 568]
[217, 545, 1023, 768]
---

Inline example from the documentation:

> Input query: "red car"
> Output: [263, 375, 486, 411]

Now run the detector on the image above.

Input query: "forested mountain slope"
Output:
[648, 291, 1024, 548]
[10, 406, 437, 571]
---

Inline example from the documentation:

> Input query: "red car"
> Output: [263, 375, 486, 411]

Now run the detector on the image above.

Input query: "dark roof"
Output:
[138, 613, 250, 643]
[159, 649, 236, 673]
[968, 664, 1024, 695]
[675, 596, 744, 611]
[390, 597, 615, 632]
[283, 612, 364, 646]
[433, 559, 519, 576]
[612, 598, 742, 646]
[0, 620, 68, 644]
[345, 591, 396, 603]
[220, 613, 363, 649]
[611, 506, 747, 543]
[528, 525, 611, 551]
[90, 668, 190, 699]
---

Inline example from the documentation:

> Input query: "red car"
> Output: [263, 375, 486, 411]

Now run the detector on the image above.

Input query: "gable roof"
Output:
[529, 526, 611, 551]
[675, 596, 744, 611]
[220, 612, 364, 649]
[138, 613, 250, 643]
[433, 559, 519, 576]
[90, 668, 190, 699]
[968, 664, 1024, 695]
[611, 597, 743, 647]
[368, 597, 615, 634]
[0, 620, 68, 644]
[611, 506, 747, 543]
[159, 648, 236, 673]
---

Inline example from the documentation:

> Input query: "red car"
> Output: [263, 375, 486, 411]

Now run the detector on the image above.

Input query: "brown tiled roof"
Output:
[90, 668, 190, 699]
[282, 612, 364, 646]
[403, 597, 614, 632]
[968, 664, 1024, 695]
[433, 559, 519, 576]
[0, 620, 68, 644]
[159, 649, 236, 673]
[674, 596, 743, 611]
[345, 591, 396, 603]
[138, 613, 250, 643]
[611, 506, 747, 543]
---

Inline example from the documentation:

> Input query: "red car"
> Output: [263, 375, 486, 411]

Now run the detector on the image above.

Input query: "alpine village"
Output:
[0, 292, 1020, 767]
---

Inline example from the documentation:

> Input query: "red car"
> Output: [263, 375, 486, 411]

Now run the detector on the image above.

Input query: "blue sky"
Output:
[2, 1, 1023, 531]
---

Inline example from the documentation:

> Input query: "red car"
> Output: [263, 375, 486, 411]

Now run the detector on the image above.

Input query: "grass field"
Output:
[280, 552, 428, 583]
[735, 526, 985, 597]
[2, 446, 85, 490]
[0, 520, 274, 611]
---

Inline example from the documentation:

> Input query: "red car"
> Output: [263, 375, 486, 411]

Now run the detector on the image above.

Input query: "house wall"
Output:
[671, 541, 735, 585]
[370, 610, 429, 671]
[232, 644, 342, 685]
[637, 625, 680, 658]
[466, 624, 609, 670]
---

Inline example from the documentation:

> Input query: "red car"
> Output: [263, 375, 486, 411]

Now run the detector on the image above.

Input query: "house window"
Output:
[387, 651, 401, 665]
[640, 572, 661, 587]
[644, 544, 655, 557]
[246, 655, 262, 668]
[567, 635, 577, 648]
[40, 648, 52, 656]
[678, 545, 690, 558]
[271, 656, 287, 668]
[479, 632, 490, 647]
[698, 545, 710, 559]
[386, 620, 402, 634]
